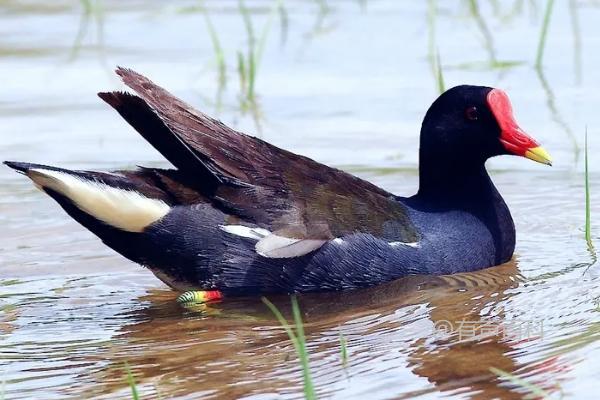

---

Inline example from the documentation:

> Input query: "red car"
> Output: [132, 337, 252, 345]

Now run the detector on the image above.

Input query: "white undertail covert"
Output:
[28, 168, 170, 232]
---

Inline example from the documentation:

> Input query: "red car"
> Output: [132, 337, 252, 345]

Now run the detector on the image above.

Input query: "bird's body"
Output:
[5, 68, 550, 296]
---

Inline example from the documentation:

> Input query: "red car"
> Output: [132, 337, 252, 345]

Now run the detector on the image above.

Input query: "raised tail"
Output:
[4, 161, 237, 291]
[4, 161, 172, 233]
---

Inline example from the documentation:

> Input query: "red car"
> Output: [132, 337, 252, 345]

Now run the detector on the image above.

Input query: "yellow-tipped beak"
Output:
[524, 146, 553, 166]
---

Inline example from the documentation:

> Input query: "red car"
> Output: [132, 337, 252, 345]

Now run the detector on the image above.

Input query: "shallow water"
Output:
[1, 1, 600, 399]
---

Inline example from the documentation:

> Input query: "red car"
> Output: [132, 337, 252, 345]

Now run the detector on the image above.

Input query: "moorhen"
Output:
[5, 68, 551, 296]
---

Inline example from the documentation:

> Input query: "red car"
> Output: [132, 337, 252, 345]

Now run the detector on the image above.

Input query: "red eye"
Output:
[465, 106, 478, 121]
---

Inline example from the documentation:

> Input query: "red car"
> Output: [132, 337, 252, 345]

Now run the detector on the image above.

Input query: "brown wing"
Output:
[99, 67, 418, 244]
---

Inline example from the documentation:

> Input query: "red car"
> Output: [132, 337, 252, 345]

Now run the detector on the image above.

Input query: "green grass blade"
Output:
[203, 11, 227, 87]
[257, 1, 276, 66]
[263, 297, 316, 400]
[569, 0, 582, 83]
[248, 50, 256, 100]
[276, 0, 289, 45]
[436, 49, 445, 94]
[238, 0, 260, 103]
[427, 0, 437, 72]
[238, 0, 255, 47]
[468, 0, 497, 63]
[585, 128, 594, 251]
[79, 0, 93, 14]
[315, 0, 329, 14]
[339, 332, 348, 367]
[237, 50, 247, 97]
[535, 67, 579, 162]
[490, 367, 550, 399]
[535, 0, 555, 69]
[262, 297, 300, 351]
[290, 296, 316, 399]
[124, 362, 140, 400]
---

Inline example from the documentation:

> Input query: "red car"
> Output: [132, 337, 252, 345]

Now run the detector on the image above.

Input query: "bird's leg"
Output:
[177, 290, 223, 304]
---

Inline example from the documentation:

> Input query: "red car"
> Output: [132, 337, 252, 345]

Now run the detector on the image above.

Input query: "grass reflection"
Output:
[490, 367, 554, 399]
[70, 0, 106, 62]
[468, 0, 497, 64]
[535, 66, 579, 163]
[535, 0, 555, 69]
[569, 0, 582, 84]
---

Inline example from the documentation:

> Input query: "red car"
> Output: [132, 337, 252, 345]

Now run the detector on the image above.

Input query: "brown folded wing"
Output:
[99, 68, 418, 249]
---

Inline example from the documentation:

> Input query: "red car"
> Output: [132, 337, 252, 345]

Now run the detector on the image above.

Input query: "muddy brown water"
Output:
[1, 1, 600, 399]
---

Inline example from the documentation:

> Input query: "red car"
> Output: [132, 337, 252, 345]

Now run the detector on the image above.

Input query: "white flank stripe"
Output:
[255, 235, 327, 258]
[220, 225, 327, 258]
[389, 241, 420, 248]
[28, 169, 170, 232]
[220, 225, 270, 240]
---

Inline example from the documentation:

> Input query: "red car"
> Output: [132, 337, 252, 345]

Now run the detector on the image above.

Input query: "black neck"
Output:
[414, 151, 516, 266]
[416, 153, 496, 206]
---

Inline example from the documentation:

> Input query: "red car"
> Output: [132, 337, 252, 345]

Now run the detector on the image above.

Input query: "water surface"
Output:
[1, 1, 600, 399]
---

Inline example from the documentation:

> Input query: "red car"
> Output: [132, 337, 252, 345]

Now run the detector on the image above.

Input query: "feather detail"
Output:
[255, 234, 327, 258]
[27, 168, 170, 232]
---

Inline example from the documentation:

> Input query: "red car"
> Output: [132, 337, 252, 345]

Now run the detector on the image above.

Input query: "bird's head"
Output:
[420, 85, 552, 167]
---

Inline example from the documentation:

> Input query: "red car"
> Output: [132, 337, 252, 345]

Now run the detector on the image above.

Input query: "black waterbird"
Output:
[4, 68, 552, 296]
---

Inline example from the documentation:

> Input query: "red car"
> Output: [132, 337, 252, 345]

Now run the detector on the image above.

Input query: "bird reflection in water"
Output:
[69, 259, 568, 399]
